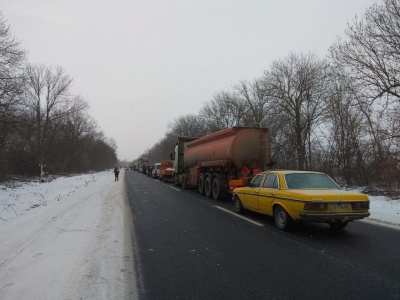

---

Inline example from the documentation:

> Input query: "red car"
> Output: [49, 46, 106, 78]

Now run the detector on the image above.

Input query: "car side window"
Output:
[251, 174, 264, 188]
[263, 174, 278, 189]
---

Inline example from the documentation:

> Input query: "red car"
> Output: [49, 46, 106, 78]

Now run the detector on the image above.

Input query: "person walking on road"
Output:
[113, 167, 120, 181]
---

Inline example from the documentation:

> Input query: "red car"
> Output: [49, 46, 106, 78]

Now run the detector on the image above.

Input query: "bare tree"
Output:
[84, 133, 117, 171]
[0, 13, 26, 178]
[199, 90, 246, 131]
[264, 52, 330, 170]
[167, 114, 207, 137]
[50, 111, 99, 172]
[0, 13, 25, 111]
[22, 64, 88, 177]
[234, 79, 271, 127]
[330, 0, 400, 105]
[324, 71, 368, 184]
[140, 132, 178, 163]
[330, 0, 400, 187]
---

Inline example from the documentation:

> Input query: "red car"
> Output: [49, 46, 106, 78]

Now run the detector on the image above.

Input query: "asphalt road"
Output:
[125, 171, 400, 300]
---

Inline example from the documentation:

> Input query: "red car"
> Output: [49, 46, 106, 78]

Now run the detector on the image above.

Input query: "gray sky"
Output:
[2, 0, 377, 161]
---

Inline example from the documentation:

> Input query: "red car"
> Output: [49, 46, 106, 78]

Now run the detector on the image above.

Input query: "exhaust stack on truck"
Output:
[170, 127, 272, 200]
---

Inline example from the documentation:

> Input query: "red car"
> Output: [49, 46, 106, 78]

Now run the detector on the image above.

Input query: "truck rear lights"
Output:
[304, 202, 328, 210]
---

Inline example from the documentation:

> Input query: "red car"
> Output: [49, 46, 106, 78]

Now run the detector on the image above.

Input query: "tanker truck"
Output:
[170, 127, 272, 200]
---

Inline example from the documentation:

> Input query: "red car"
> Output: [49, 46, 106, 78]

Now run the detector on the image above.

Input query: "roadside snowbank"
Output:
[0, 170, 136, 300]
[364, 195, 400, 229]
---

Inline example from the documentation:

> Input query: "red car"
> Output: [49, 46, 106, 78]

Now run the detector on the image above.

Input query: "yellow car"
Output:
[232, 170, 370, 230]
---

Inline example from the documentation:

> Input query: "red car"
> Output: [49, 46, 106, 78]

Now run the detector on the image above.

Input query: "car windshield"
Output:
[285, 173, 341, 189]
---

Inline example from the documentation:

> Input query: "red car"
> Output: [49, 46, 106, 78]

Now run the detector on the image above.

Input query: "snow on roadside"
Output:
[0, 170, 137, 300]
[0, 173, 100, 221]
[363, 195, 400, 229]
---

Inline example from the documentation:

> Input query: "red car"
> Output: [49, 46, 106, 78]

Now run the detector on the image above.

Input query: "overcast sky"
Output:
[2, 0, 377, 161]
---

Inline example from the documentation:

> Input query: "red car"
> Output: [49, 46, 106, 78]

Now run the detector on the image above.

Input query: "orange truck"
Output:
[170, 127, 272, 200]
[159, 160, 174, 182]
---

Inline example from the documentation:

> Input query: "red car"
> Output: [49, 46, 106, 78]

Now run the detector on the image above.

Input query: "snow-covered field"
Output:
[0, 170, 399, 299]
[0, 170, 137, 300]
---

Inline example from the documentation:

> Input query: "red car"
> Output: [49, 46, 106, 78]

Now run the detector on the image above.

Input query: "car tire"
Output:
[234, 196, 243, 214]
[274, 205, 292, 231]
[329, 220, 348, 229]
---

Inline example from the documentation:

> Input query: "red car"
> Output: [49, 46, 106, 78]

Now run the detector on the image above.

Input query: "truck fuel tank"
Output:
[184, 127, 270, 171]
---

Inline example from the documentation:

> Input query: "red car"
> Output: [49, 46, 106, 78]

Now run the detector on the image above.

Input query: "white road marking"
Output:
[170, 187, 181, 192]
[214, 206, 264, 227]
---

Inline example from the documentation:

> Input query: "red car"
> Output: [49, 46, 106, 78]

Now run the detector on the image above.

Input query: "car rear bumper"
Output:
[299, 212, 370, 221]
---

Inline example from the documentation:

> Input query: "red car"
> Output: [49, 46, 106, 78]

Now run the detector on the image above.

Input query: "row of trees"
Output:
[140, 0, 400, 190]
[0, 14, 117, 181]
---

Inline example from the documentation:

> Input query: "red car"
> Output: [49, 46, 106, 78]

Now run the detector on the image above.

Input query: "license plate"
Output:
[329, 204, 351, 210]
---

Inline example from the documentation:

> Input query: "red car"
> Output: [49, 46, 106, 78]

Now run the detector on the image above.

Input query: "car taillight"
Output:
[352, 202, 369, 210]
[304, 202, 328, 210]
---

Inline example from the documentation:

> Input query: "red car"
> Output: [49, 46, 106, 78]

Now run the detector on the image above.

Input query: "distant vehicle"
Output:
[233, 170, 370, 231]
[160, 160, 174, 182]
[124, 164, 130, 170]
[147, 164, 153, 177]
[170, 127, 272, 200]
[137, 158, 150, 174]
[152, 163, 161, 179]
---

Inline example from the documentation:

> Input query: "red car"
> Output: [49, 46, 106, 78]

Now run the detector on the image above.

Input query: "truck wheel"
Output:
[198, 174, 205, 195]
[204, 175, 212, 198]
[182, 175, 186, 189]
[212, 177, 220, 200]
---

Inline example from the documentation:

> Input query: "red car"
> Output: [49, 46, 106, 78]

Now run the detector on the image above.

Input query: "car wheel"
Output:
[274, 206, 292, 231]
[234, 196, 243, 214]
[204, 175, 212, 198]
[329, 220, 348, 229]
